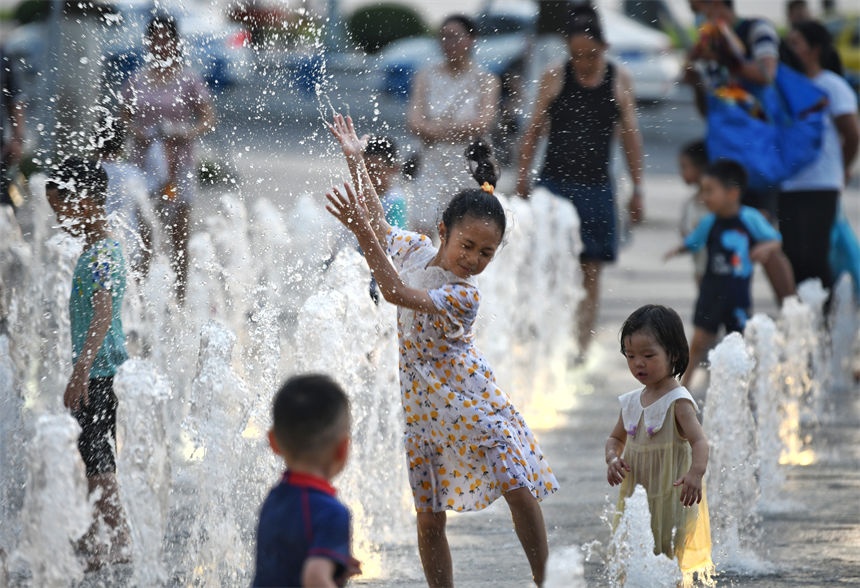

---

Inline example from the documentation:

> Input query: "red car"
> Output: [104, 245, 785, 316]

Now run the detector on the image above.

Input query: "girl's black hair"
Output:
[620, 305, 690, 380]
[440, 138, 505, 239]
[793, 20, 844, 76]
[442, 14, 477, 38]
[565, 5, 606, 44]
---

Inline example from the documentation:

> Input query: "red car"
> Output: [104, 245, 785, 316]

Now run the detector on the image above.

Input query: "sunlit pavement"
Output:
[194, 96, 860, 585]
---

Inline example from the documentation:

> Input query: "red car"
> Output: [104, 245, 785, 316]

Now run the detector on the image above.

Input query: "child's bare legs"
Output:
[417, 511, 453, 588]
[504, 487, 548, 586]
[80, 473, 131, 568]
[683, 327, 717, 388]
[577, 261, 603, 356]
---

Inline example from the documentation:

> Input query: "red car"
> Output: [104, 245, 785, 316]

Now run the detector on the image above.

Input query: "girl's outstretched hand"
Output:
[325, 182, 370, 234]
[673, 471, 703, 506]
[607, 456, 630, 486]
[328, 113, 369, 160]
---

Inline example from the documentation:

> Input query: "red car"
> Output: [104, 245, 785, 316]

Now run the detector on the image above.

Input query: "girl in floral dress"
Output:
[326, 114, 557, 586]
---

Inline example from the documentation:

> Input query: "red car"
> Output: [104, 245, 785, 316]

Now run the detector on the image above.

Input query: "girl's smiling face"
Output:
[622, 330, 673, 388]
[436, 215, 503, 279]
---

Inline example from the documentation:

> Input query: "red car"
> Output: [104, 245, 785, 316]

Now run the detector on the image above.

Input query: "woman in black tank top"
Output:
[516, 5, 644, 357]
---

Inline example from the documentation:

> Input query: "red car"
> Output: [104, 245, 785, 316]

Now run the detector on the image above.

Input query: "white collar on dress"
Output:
[618, 386, 698, 437]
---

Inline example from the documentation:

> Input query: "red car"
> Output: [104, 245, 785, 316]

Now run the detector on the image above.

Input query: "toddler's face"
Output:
[679, 155, 702, 186]
[622, 331, 673, 387]
[47, 188, 88, 237]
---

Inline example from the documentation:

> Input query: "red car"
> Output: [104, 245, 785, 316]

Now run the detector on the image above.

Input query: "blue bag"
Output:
[706, 64, 827, 190]
[830, 205, 860, 299]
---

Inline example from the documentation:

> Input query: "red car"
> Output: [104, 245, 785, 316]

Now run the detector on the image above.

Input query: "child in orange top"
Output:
[605, 305, 714, 583]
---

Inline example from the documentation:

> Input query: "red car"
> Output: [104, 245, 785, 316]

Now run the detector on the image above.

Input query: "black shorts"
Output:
[72, 377, 118, 477]
[693, 287, 749, 335]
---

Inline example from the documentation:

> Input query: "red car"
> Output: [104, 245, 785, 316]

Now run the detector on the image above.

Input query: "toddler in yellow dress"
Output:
[605, 305, 714, 584]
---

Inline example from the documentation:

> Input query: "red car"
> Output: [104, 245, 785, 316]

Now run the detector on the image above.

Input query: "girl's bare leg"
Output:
[504, 487, 548, 586]
[80, 473, 131, 568]
[417, 511, 453, 588]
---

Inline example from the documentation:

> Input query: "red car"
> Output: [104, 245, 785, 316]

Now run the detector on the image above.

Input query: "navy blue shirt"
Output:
[253, 471, 353, 588]
[684, 206, 781, 309]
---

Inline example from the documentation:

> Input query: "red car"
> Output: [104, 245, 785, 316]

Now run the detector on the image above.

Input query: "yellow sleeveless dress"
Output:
[616, 387, 714, 582]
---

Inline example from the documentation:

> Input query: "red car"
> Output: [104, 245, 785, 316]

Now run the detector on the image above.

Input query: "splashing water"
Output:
[743, 314, 786, 511]
[703, 333, 772, 574]
[606, 485, 683, 588]
[777, 297, 817, 466]
[10, 415, 92, 587]
[114, 359, 172, 586]
[544, 545, 586, 588]
[828, 274, 858, 393]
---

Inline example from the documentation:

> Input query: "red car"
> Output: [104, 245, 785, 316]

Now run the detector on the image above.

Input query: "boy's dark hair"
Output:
[565, 4, 606, 43]
[787, 0, 808, 12]
[46, 156, 108, 206]
[442, 14, 477, 37]
[620, 305, 690, 380]
[92, 112, 126, 159]
[704, 159, 747, 193]
[680, 140, 708, 170]
[272, 374, 350, 458]
[146, 12, 179, 41]
[441, 138, 506, 239]
[363, 136, 398, 166]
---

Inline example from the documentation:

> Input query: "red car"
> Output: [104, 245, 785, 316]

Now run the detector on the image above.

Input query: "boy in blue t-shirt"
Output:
[254, 375, 360, 587]
[666, 159, 795, 387]
[46, 156, 131, 569]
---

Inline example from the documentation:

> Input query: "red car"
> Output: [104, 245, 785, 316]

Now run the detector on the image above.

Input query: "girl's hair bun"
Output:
[464, 138, 500, 189]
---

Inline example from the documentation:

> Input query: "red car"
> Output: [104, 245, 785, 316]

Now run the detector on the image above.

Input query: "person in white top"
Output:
[780, 20, 859, 290]
[406, 15, 500, 236]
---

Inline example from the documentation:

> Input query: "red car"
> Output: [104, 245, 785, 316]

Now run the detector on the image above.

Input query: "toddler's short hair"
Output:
[45, 156, 108, 206]
[680, 140, 708, 170]
[272, 374, 350, 459]
[704, 159, 747, 193]
[363, 136, 398, 166]
[620, 305, 690, 380]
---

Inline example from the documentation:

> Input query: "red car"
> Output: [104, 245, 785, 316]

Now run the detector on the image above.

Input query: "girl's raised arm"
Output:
[325, 183, 440, 315]
[328, 114, 390, 244]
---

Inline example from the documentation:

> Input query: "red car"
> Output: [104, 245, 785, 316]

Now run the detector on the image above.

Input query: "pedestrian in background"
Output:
[121, 13, 215, 304]
[516, 4, 644, 359]
[407, 14, 500, 236]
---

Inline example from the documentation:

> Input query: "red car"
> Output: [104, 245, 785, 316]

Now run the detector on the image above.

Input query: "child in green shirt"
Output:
[46, 156, 130, 569]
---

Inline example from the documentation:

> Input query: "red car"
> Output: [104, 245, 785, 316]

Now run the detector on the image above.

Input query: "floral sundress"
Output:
[385, 226, 558, 512]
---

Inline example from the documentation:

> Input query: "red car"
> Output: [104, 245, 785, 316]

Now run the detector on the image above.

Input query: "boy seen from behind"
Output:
[254, 375, 360, 588]
[46, 156, 131, 569]
[666, 159, 795, 387]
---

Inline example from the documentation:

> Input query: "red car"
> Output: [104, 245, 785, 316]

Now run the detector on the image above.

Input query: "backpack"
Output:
[705, 19, 827, 190]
